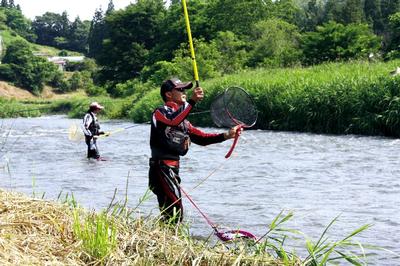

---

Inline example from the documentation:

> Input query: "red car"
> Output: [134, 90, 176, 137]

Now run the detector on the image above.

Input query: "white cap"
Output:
[89, 102, 104, 110]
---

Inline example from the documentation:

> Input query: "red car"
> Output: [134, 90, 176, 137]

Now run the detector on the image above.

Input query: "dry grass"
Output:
[0, 189, 283, 266]
[0, 81, 35, 99]
[0, 80, 87, 100]
[0, 189, 84, 265]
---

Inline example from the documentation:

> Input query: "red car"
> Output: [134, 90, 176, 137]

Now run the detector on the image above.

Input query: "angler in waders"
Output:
[148, 78, 240, 223]
[82, 102, 108, 160]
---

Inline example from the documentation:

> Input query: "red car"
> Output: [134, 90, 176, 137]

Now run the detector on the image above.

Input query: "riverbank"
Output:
[2, 60, 400, 137]
[0, 189, 282, 265]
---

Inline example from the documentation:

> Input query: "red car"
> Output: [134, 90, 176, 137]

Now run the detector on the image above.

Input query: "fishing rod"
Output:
[182, 0, 200, 87]
[68, 122, 150, 141]
[97, 123, 150, 138]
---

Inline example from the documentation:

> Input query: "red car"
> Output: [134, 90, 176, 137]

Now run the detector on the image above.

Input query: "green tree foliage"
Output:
[95, 0, 166, 85]
[301, 21, 381, 65]
[303, 0, 324, 31]
[272, 0, 303, 26]
[213, 31, 248, 74]
[32, 11, 89, 52]
[87, 8, 106, 58]
[207, 0, 273, 37]
[385, 12, 400, 58]
[32, 12, 70, 47]
[0, 7, 34, 41]
[364, 0, 384, 34]
[1, 0, 8, 8]
[148, 0, 211, 65]
[140, 38, 223, 86]
[68, 17, 90, 53]
[248, 18, 301, 68]
[381, 0, 400, 23]
[323, 0, 345, 23]
[106, 0, 115, 15]
[342, 0, 365, 24]
[0, 9, 7, 28]
[2, 40, 61, 94]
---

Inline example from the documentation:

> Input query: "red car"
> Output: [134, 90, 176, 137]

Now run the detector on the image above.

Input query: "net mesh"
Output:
[210, 86, 257, 128]
[68, 123, 84, 141]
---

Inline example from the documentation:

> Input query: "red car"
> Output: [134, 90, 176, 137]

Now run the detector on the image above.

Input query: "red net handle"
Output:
[225, 125, 242, 158]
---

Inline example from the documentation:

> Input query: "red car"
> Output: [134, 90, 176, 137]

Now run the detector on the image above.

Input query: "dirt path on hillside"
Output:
[0, 81, 84, 100]
[0, 81, 35, 99]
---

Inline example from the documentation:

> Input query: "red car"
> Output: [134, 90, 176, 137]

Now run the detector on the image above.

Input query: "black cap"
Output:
[160, 78, 193, 100]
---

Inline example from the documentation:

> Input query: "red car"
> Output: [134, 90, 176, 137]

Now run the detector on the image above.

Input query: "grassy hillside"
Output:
[1, 29, 81, 56]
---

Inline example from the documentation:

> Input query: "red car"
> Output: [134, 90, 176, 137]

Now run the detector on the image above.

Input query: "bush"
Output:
[65, 59, 97, 72]
[0, 63, 15, 80]
[301, 22, 381, 65]
[2, 39, 61, 94]
[85, 85, 107, 96]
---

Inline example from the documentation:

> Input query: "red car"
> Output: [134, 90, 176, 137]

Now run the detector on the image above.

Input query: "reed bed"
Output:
[0, 189, 283, 265]
[129, 60, 400, 137]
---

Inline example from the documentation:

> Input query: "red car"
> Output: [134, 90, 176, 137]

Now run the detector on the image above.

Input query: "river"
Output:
[0, 115, 399, 265]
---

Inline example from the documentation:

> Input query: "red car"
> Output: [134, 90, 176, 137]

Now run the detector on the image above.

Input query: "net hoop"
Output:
[210, 86, 257, 129]
[216, 229, 257, 242]
[68, 123, 84, 142]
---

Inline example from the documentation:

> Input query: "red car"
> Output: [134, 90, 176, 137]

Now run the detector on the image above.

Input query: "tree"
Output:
[342, 0, 365, 24]
[213, 31, 248, 74]
[301, 21, 381, 65]
[95, 0, 166, 85]
[385, 12, 400, 57]
[272, 0, 303, 26]
[106, 0, 115, 15]
[364, 0, 384, 34]
[207, 0, 273, 37]
[68, 17, 90, 53]
[4, 8, 35, 41]
[32, 12, 71, 47]
[248, 18, 301, 67]
[1, 0, 7, 8]
[303, 0, 324, 31]
[2, 40, 61, 94]
[87, 8, 106, 58]
[381, 0, 400, 34]
[323, 0, 345, 23]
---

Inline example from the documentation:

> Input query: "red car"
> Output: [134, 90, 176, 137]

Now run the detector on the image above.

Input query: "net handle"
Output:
[225, 125, 242, 158]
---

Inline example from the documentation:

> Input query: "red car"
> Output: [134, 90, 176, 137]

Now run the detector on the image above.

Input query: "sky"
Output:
[16, 0, 133, 21]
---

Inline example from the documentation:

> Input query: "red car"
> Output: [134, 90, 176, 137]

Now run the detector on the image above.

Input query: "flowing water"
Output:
[0, 115, 399, 265]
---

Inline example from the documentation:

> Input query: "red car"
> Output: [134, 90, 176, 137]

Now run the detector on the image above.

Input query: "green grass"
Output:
[128, 59, 400, 137]
[72, 209, 117, 261]
[1, 29, 81, 56]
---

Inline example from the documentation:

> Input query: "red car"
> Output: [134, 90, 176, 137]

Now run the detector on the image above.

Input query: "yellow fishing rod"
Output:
[182, 0, 199, 87]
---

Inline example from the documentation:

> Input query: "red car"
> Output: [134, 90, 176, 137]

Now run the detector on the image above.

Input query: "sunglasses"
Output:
[173, 87, 186, 92]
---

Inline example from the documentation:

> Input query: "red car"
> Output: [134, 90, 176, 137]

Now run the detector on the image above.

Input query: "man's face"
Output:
[167, 88, 187, 105]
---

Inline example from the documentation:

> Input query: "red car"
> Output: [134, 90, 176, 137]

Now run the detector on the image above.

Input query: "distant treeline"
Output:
[1, 0, 400, 98]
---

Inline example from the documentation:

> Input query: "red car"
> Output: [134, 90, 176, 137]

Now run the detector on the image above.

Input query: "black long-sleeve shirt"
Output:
[150, 100, 225, 160]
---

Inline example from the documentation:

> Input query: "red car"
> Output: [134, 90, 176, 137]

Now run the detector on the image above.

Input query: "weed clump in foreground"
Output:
[0, 189, 282, 265]
[0, 189, 375, 265]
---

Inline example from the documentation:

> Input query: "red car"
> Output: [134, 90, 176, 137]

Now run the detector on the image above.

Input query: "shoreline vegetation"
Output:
[0, 188, 373, 265]
[0, 189, 282, 265]
[2, 60, 400, 137]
